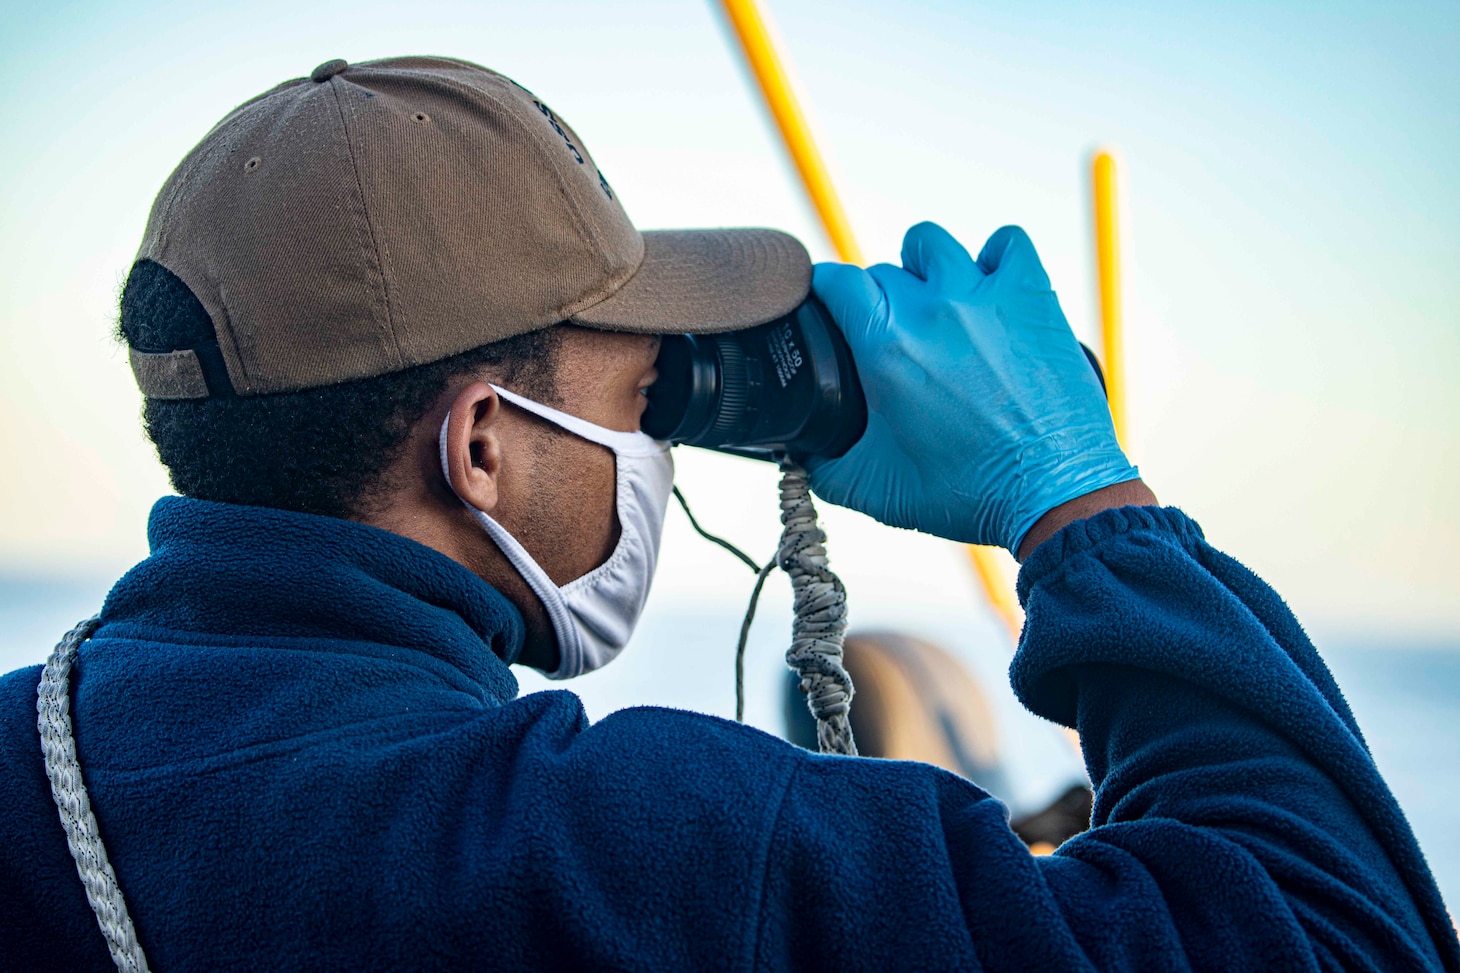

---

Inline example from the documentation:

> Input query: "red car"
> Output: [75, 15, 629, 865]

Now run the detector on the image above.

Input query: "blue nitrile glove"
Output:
[805, 221, 1139, 555]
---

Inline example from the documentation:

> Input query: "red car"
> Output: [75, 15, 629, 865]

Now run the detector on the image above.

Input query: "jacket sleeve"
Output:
[754, 506, 1457, 972]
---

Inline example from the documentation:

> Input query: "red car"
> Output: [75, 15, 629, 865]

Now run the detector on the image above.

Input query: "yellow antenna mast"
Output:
[716, 0, 862, 265]
[1092, 150, 1128, 446]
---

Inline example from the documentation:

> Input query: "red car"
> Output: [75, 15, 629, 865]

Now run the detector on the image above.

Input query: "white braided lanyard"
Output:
[704, 459, 858, 755]
[36, 616, 152, 973]
[774, 461, 857, 756]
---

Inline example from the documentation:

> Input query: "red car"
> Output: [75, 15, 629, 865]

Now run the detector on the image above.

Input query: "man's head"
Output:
[120, 56, 810, 672]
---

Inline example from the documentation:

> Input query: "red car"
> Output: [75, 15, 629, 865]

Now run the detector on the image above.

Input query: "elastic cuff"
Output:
[1016, 505, 1204, 605]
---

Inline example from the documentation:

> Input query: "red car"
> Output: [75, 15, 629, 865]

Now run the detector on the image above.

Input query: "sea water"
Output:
[3, 573, 1456, 913]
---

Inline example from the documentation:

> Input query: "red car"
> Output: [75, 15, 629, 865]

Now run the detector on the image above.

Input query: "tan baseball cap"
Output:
[129, 55, 812, 399]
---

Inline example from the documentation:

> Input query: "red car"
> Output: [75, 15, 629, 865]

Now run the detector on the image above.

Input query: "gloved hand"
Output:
[805, 221, 1139, 555]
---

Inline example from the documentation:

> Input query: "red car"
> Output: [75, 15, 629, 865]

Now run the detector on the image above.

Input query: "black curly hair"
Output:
[119, 259, 561, 520]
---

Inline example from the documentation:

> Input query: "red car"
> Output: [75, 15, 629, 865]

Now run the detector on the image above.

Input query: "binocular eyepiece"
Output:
[642, 297, 1108, 464]
[641, 298, 868, 462]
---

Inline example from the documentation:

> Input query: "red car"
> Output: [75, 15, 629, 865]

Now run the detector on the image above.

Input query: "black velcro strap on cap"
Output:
[129, 348, 210, 399]
[122, 259, 238, 399]
[191, 340, 236, 397]
[128, 341, 236, 399]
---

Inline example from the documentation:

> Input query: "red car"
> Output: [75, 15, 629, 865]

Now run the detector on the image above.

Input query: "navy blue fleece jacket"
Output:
[0, 497, 1454, 971]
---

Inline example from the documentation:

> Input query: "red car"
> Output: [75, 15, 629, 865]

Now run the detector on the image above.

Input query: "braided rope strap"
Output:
[776, 461, 858, 756]
[36, 616, 152, 973]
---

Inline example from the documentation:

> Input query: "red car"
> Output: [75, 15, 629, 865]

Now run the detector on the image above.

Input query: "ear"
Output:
[443, 381, 503, 514]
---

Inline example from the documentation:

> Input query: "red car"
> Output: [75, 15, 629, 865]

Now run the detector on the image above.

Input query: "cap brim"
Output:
[569, 228, 811, 334]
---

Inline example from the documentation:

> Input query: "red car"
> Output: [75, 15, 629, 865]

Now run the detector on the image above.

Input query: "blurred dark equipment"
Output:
[782, 630, 1093, 851]
[1008, 785, 1095, 849]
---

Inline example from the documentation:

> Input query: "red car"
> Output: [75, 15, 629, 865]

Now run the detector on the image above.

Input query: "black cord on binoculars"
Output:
[671, 486, 762, 573]
[671, 486, 775, 723]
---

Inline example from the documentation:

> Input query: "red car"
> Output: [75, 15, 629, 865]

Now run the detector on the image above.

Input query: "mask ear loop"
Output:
[438, 411, 586, 677]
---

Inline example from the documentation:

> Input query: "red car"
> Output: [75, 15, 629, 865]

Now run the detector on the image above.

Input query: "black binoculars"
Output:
[641, 298, 866, 462]
[642, 297, 1106, 464]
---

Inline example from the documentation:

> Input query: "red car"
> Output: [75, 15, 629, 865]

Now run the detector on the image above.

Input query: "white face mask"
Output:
[439, 384, 674, 679]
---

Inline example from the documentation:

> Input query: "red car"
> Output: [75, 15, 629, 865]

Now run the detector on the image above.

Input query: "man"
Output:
[0, 55, 1454, 972]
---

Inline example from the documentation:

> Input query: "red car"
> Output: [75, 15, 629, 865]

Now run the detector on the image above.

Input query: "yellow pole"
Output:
[716, 0, 863, 265]
[716, 0, 1019, 643]
[1091, 151, 1128, 446]
[966, 546, 1023, 642]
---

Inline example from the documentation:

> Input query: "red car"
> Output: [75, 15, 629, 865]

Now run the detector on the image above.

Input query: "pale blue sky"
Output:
[2, 0, 1457, 645]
